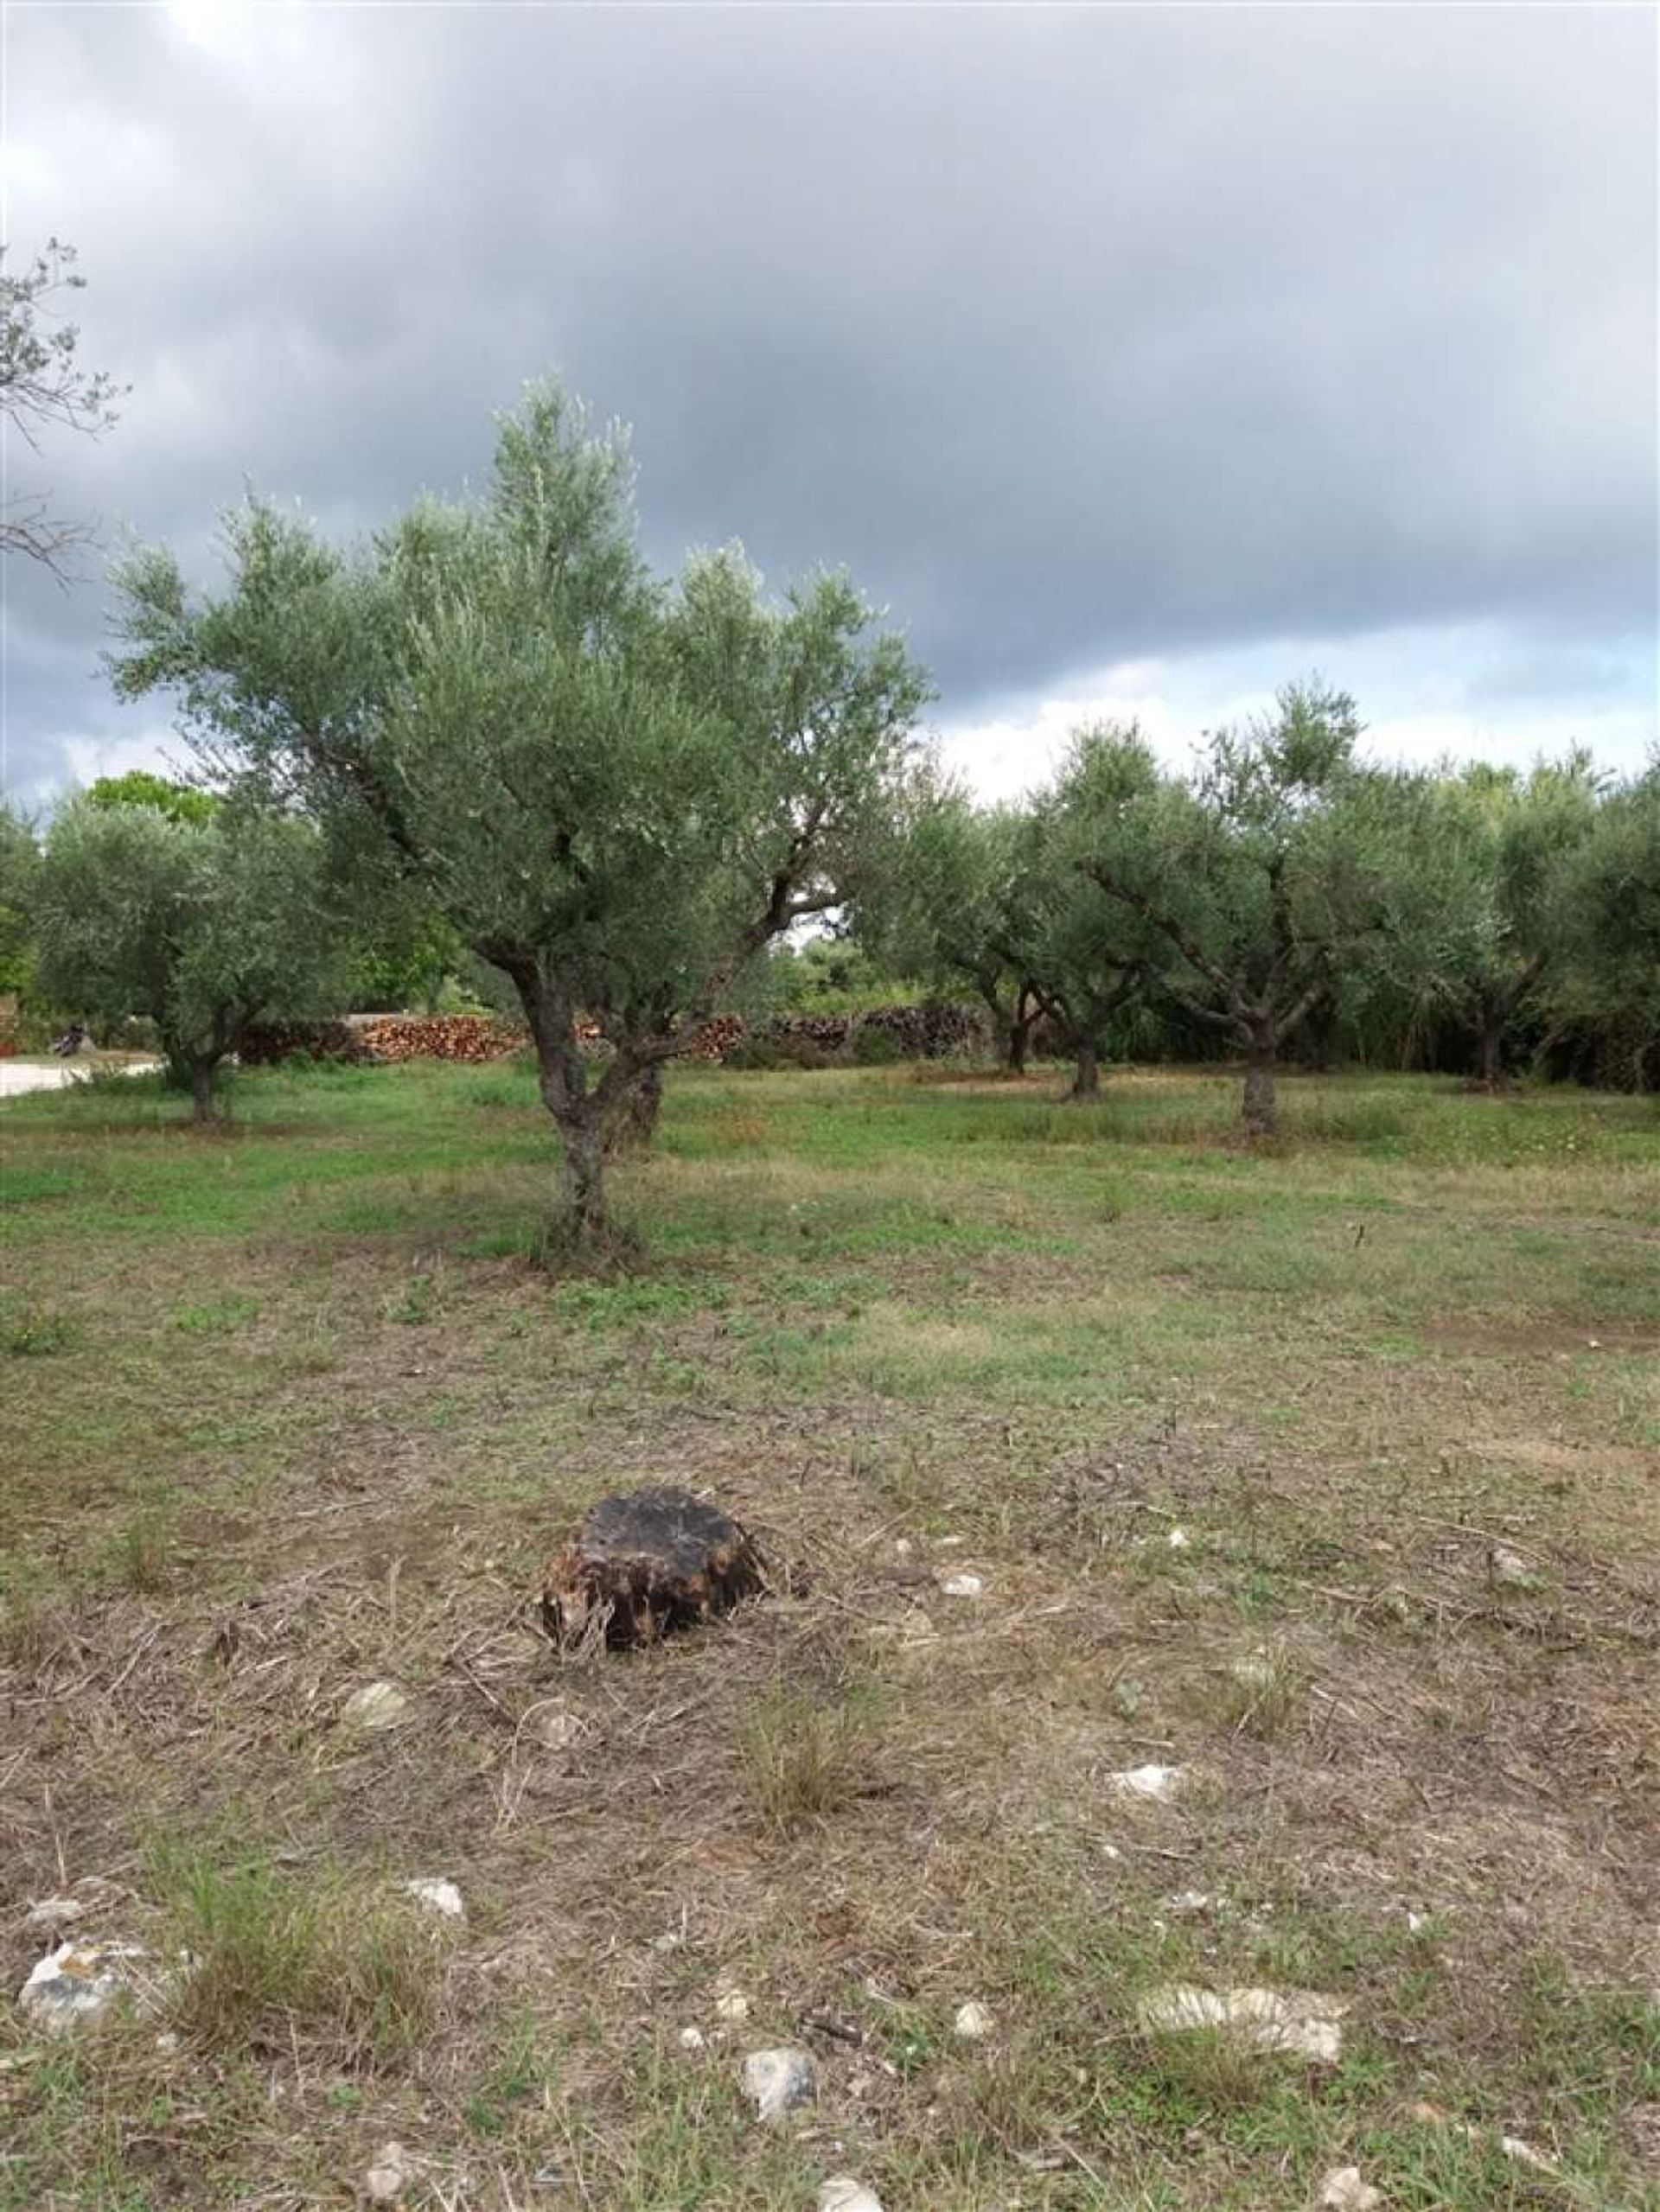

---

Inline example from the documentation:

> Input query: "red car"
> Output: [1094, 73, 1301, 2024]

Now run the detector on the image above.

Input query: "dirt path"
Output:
[0, 1055, 159, 1098]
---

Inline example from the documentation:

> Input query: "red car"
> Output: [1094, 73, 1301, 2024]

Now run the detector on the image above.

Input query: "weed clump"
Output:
[147, 1842, 449, 2067]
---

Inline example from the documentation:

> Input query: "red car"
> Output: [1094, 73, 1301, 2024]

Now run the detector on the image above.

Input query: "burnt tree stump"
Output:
[541, 1486, 764, 1650]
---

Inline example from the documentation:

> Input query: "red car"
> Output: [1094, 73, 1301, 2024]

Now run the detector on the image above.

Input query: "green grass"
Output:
[1, 1056, 1655, 2210]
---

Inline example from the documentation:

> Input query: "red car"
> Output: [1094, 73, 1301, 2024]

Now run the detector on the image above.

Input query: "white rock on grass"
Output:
[528, 1703, 591, 1751]
[939, 1572, 984, 1599]
[18, 1941, 152, 2035]
[1229, 1651, 1278, 1692]
[1161, 1890, 1213, 1916]
[24, 1896, 87, 1928]
[820, 2179, 884, 2212]
[403, 1877, 464, 1920]
[1138, 1983, 1348, 2064]
[743, 2045, 818, 2120]
[1320, 2168, 1384, 2211]
[1108, 1763, 1185, 1803]
[679, 2025, 707, 2051]
[342, 1680, 412, 1733]
[363, 2140, 412, 2202]
[715, 1989, 751, 2023]
[1490, 1546, 1536, 1589]
[1166, 1527, 1191, 1550]
[953, 2000, 994, 2041]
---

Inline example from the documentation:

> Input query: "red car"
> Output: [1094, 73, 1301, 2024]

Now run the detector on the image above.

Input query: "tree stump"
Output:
[540, 1486, 764, 1650]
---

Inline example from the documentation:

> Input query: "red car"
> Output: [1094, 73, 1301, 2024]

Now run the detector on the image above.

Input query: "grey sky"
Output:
[3, 1, 1656, 805]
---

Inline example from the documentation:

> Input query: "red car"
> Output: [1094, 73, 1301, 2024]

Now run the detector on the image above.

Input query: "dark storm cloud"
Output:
[3, 3, 1655, 796]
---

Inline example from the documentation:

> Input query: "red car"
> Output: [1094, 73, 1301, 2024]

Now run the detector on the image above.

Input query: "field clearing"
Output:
[2, 1060, 1657, 2211]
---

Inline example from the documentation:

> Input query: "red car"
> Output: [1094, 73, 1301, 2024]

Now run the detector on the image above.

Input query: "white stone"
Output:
[894, 1539, 913, 1559]
[679, 2025, 706, 2051]
[1166, 1527, 1191, 1550]
[530, 1704, 590, 1750]
[715, 1989, 750, 2023]
[1108, 1763, 1185, 1802]
[953, 2000, 993, 2041]
[1491, 1546, 1534, 1588]
[24, 1896, 86, 1928]
[363, 2140, 411, 2202]
[1162, 1890, 1213, 1916]
[820, 2179, 884, 2212]
[939, 1572, 984, 1599]
[403, 1877, 463, 1920]
[743, 2045, 817, 2120]
[1320, 2167, 1383, 2211]
[1137, 1984, 1347, 2064]
[342, 1680, 412, 1733]
[17, 1941, 150, 2034]
[1497, 2135, 1557, 2173]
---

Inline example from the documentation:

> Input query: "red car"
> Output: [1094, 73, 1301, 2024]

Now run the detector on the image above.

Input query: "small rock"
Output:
[155, 2030, 181, 2054]
[939, 1572, 984, 1599]
[1138, 1984, 1347, 2064]
[403, 1877, 463, 1920]
[1166, 1527, 1191, 1550]
[1320, 2168, 1383, 2211]
[1406, 1910, 1429, 1935]
[342, 1680, 412, 1733]
[17, 1941, 150, 2034]
[1229, 1651, 1277, 1692]
[529, 1704, 591, 1751]
[1490, 1546, 1535, 1589]
[363, 2140, 411, 2202]
[1162, 1890, 1212, 1916]
[1108, 1763, 1185, 1803]
[744, 2045, 817, 2120]
[893, 1538, 913, 1559]
[24, 1896, 86, 1928]
[1497, 2134, 1557, 2173]
[820, 2179, 884, 2212]
[679, 2025, 707, 2051]
[715, 1989, 750, 2023]
[953, 2000, 993, 2041]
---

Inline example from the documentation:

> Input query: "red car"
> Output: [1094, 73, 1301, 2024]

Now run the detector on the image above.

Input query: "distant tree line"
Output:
[1, 379, 1655, 1251]
[875, 695, 1660, 1131]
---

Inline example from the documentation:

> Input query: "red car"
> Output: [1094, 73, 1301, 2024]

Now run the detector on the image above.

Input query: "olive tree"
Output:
[1076, 683, 1422, 1137]
[110, 385, 929, 1243]
[1561, 763, 1660, 1087]
[2, 239, 125, 577]
[1010, 730, 1169, 1098]
[1423, 756, 1601, 1087]
[31, 799, 343, 1121]
[861, 785, 1044, 1069]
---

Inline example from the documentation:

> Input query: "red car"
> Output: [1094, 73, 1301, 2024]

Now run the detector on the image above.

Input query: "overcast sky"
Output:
[3, 1, 1656, 808]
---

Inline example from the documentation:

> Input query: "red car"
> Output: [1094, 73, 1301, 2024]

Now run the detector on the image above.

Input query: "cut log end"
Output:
[541, 1485, 764, 1651]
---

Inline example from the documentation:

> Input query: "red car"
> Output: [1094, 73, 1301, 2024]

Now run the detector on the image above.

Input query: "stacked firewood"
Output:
[355, 1014, 529, 1063]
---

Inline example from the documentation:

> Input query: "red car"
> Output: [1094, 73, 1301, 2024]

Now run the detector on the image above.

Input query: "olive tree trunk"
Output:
[1070, 1038, 1101, 1098]
[1242, 1026, 1278, 1138]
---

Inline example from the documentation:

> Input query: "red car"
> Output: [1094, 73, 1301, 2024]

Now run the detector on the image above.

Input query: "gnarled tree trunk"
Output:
[1242, 1025, 1278, 1138]
[607, 1061, 663, 1156]
[1070, 1037, 1101, 1098]
[1474, 1004, 1506, 1091]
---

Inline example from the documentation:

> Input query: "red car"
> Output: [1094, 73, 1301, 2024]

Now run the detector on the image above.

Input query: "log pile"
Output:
[355, 1014, 529, 1063]
[240, 1001, 986, 1069]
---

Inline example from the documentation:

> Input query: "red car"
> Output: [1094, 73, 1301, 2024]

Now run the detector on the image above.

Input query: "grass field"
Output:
[2, 1058, 1657, 2211]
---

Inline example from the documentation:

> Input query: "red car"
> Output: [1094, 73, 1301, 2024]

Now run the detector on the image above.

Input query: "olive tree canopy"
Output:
[32, 798, 343, 1121]
[110, 384, 930, 1241]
